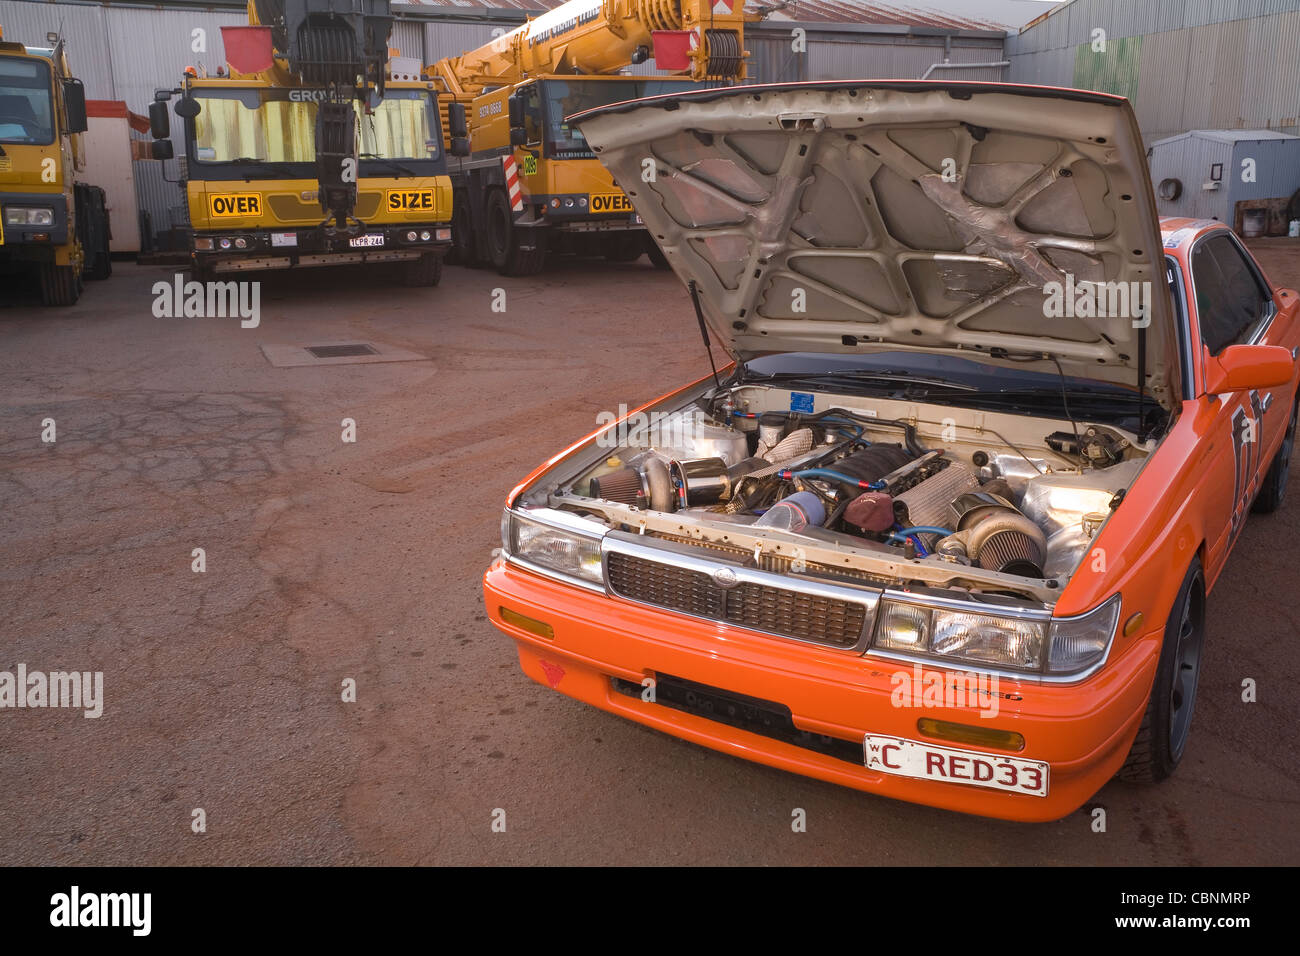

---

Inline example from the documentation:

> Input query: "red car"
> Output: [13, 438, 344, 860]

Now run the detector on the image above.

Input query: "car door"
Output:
[1189, 230, 1283, 571]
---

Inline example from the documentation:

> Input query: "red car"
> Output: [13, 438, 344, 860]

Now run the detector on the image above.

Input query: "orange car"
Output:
[483, 81, 1299, 821]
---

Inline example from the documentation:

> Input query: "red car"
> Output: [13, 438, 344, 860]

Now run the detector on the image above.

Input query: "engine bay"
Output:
[535, 383, 1154, 605]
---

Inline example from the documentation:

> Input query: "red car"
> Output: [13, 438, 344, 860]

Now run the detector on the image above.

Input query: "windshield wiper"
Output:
[228, 157, 286, 173]
[359, 154, 417, 176]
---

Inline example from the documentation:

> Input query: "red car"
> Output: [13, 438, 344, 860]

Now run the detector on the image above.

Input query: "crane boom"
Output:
[431, 0, 752, 99]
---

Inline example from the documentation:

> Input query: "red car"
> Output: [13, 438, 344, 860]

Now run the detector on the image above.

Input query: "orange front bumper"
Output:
[484, 559, 1161, 822]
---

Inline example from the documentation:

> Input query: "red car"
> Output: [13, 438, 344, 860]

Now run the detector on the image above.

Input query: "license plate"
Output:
[349, 233, 384, 248]
[590, 192, 634, 214]
[864, 734, 1048, 797]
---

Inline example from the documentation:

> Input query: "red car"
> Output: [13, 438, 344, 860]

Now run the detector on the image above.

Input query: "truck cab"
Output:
[0, 29, 111, 305]
[450, 74, 703, 275]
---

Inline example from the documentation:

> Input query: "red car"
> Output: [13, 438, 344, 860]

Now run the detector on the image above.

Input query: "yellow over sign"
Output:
[590, 192, 634, 214]
[209, 193, 263, 218]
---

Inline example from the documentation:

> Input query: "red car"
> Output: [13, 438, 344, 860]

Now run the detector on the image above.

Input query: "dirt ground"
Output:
[1, 245, 1298, 866]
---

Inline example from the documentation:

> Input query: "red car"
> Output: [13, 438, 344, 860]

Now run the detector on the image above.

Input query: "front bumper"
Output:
[484, 559, 1161, 822]
[0, 193, 69, 247]
[193, 224, 450, 273]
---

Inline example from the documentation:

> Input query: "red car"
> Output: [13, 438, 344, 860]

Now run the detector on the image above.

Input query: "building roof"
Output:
[1151, 129, 1300, 147]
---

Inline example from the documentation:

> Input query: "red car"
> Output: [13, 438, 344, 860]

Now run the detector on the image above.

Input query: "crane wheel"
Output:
[403, 252, 444, 288]
[487, 188, 546, 276]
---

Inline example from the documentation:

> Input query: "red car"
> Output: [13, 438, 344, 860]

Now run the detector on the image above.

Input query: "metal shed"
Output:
[1147, 129, 1300, 236]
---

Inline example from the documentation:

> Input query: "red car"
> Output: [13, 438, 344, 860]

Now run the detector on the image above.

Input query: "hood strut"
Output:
[689, 279, 722, 389]
[1136, 324, 1148, 443]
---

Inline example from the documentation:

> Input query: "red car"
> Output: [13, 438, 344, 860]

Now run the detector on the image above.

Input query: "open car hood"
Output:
[573, 81, 1179, 411]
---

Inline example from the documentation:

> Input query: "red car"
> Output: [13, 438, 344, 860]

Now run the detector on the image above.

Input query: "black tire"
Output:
[604, 233, 644, 263]
[486, 188, 545, 276]
[645, 236, 670, 270]
[39, 262, 80, 306]
[1251, 398, 1297, 514]
[1118, 557, 1206, 783]
[403, 252, 443, 288]
[449, 191, 478, 267]
[191, 260, 216, 284]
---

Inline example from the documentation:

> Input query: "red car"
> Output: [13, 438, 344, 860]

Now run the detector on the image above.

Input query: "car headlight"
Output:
[872, 593, 1121, 677]
[503, 510, 603, 587]
[5, 206, 54, 226]
[1046, 594, 1122, 674]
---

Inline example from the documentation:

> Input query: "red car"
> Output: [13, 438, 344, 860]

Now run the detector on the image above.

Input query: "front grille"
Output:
[611, 674, 863, 765]
[606, 551, 868, 648]
[267, 192, 382, 224]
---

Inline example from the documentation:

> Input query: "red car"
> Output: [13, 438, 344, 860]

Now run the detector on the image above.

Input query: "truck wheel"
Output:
[39, 263, 80, 306]
[1118, 557, 1205, 783]
[645, 236, 670, 270]
[450, 195, 479, 267]
[486, 188, 546, 276]
[1251, 399, 1297, 514]
[604, 234, 644, 262]
[85, 191, 112, 280]
[403, 252, 443, 288]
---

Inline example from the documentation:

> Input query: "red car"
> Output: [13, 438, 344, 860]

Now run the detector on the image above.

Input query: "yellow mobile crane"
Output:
[0, 25, 111, 305]
[149, 0, 453, 286]
[430, 0, 754, 275]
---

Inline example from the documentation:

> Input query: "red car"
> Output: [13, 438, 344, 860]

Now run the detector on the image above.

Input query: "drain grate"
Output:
[305, 343, 378, 359]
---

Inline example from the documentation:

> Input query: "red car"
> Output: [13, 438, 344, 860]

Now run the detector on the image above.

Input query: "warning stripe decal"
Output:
[502, 155, 524, 212]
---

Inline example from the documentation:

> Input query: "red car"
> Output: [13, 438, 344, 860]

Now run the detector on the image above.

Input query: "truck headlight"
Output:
[5, 206, 54, 226]
[503, 510, 604, 587]
[1046, 594, 1122, 674]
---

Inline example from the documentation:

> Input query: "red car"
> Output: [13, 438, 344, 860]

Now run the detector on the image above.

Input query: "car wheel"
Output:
[1251, 399, 1297, 514]
[1118, 557, 1206, 783]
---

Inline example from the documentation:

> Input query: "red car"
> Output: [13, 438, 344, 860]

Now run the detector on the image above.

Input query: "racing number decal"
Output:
[1229, 390, 1267, 537]
[209, 193, 262, 218]
[386, 189, 436, 212]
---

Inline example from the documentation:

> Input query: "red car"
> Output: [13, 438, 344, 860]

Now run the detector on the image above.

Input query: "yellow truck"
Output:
[429, 0, 754, 275]
[0, 26, 111, 306]
[149, 0, 453, 287]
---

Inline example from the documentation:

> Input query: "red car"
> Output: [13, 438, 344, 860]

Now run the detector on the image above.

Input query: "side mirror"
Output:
[149, 101, 171, 139]
[447, 101, 467, 139]
[62, 78, 88, 134]
[510, 127, 528, 147]
[507, 93, 524, 128]
[151, 139, 174, 161]
[1204, 344, 1295, 395]
[450, 136, 470, 157]
[174, 95, 201, 120]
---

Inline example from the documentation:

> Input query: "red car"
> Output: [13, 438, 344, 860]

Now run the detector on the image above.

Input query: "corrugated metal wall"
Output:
[1007, 0, 1300, 142]
[745, 25, 1005, 84]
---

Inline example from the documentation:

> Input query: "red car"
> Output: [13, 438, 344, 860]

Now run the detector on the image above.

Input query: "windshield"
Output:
[539, 78, 702, 158]
[191, 87, 439, 164]
[0, 55, 54, 145]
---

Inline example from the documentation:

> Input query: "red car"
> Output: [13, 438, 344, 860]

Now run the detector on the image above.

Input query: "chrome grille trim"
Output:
[601, 532, 880, 651]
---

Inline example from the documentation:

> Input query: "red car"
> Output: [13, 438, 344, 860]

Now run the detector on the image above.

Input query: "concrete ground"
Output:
[1, 246, 1298, 866]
